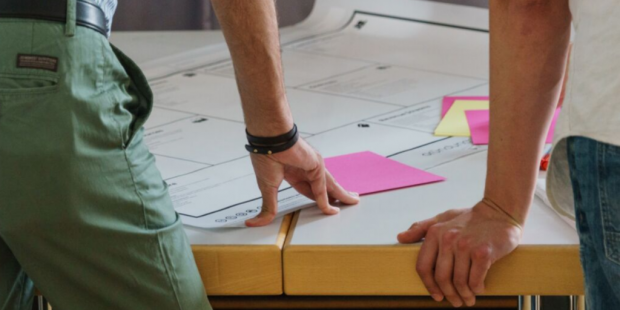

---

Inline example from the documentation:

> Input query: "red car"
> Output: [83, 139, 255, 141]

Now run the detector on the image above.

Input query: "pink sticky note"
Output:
[465, 108, 562, 145]
[324, 151, 445, 195]
[465, 110, 492, 145]
[442, 96, 489, 118]
[546, 108, 561, 143]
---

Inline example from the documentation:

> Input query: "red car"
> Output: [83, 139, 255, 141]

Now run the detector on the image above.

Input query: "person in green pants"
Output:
[0, 0, 357, 309]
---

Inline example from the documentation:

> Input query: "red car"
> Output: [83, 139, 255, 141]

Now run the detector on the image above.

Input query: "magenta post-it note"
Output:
[546, 108, 561, 143]
[465, 110, 491, 145]
[442, 96, 489, 118]
[324, 151, 445, 195]
[465, 108, 561, 145]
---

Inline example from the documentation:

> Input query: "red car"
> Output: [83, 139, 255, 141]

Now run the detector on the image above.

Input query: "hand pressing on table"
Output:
[397, 0, 571, 306]
[212, 0, 359, 227]
[247, 138, 359, 227]
[397, 201, 522, 307]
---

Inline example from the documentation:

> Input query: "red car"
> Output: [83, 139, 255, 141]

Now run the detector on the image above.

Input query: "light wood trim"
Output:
[284, 244, 584, 296]
[192, 213, 294, 296]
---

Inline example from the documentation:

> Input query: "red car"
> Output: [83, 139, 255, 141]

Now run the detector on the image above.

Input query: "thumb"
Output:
[246, 183, 280, 227]
[397, 217, 438, 244]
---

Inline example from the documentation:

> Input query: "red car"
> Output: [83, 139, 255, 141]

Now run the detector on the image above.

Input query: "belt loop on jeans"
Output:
[65, 0, 77, 37]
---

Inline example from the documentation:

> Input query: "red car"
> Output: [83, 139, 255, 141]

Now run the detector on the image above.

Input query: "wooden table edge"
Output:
[283, 212, 583, 296]
[191, 213, 294, 296]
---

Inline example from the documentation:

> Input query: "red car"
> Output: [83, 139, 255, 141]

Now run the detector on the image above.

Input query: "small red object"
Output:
[540, 153, 551, 171]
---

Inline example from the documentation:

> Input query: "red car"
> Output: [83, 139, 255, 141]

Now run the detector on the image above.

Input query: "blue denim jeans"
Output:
[568, 137, 620, 309]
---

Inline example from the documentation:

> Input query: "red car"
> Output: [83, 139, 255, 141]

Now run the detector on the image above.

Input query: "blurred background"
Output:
[112, 0, 489, 31]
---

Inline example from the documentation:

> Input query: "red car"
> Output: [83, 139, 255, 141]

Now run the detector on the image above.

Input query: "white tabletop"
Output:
[109, 0, 578, 247]
[105, 4, 386, 245]
[291, 150, 579, 246]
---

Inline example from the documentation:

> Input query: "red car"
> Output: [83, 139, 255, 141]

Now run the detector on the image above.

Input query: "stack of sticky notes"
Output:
[434, 96, 560, 145]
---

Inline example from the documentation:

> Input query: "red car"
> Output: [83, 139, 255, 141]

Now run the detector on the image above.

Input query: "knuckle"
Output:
[454, 278, 468, 289]
[427, 225, 440, 237]
[442, 229, 460, 244]
[473, 245, 492, 261]
[435, 273, 450, 284]
[315, 152, 324, 161]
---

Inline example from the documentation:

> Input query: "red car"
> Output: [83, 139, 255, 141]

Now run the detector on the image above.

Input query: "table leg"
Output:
[519, 296, 532, 310]
[37, 296, 45, 310]
[571, 295, 586, 310]
[519, 295, 543, 310]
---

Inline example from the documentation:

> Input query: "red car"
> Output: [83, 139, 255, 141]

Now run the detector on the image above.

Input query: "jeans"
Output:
[568, 137, 620, 310]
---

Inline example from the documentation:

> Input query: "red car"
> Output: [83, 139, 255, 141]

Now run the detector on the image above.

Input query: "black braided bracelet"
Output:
[245, 124, 300, 155]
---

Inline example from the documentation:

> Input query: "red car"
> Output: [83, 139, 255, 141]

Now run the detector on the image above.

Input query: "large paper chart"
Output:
[141, 11, 489, 228]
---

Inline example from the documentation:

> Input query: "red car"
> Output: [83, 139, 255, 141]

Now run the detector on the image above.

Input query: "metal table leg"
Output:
[37, 296, 48, 310]
[519, 295, 542, 310]
[571, 295, 586, 310]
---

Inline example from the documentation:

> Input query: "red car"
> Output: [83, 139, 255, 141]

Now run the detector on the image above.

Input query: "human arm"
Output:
[397, 0, 572, 307]
[211, 0, 359, 227]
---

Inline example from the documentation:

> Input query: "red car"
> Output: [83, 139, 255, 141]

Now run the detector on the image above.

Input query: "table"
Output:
[106, 2, 585, 309]
[285, 151, 583, 296]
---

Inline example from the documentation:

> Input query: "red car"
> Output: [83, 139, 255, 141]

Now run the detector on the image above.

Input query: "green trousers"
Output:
[0, 17, 211, 310]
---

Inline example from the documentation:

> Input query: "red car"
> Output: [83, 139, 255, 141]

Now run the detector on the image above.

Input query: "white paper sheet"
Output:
[154, 155, 210, 180]
[389, 137, 488, 170]
[286, 13, 489, 79]
[298, 65, 485, 106]
[140, 9, 493, 228]
[145, 107, 196, 129]
[144, 116, 247, 165]
[305, 123, 443, 158]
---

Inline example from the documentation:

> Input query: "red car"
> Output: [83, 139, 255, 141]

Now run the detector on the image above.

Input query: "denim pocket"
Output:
[599, 142, 620, 265]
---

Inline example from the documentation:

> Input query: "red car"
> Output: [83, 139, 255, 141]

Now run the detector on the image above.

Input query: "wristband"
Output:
[245, 124, 299, 155]
[245, 131, 299, 155]
[246, 124, 297, 146]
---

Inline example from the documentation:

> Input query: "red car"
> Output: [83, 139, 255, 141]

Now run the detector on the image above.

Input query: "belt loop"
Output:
[65, 0, 77, 37]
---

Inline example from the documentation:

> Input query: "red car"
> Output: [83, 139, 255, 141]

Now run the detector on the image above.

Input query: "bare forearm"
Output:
[212, 0, 293, 136]
[485, 0, 571, 224]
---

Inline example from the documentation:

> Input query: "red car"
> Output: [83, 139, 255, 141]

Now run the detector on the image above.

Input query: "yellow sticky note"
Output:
[434, 100, 490, 137]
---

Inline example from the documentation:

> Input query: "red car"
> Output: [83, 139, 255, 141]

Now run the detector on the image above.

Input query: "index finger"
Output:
[397, 216, 439, 244]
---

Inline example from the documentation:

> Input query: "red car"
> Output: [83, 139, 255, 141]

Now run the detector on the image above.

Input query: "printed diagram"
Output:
[141, 12, 490, 228]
